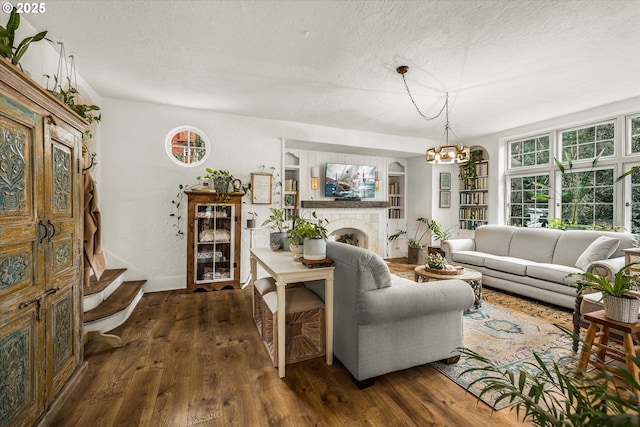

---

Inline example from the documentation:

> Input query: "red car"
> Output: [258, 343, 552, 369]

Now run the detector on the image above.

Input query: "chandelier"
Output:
[396, 65, 470, 164]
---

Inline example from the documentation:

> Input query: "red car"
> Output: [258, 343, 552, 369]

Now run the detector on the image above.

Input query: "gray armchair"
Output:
[304, 242, 474, 384]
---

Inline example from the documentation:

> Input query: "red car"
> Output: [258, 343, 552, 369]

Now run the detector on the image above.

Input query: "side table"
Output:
[578, 309, 640, 399]
[414, 266, 482, 313]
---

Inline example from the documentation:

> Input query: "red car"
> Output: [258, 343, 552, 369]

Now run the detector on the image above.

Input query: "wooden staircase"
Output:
[83, 268, 146, 347]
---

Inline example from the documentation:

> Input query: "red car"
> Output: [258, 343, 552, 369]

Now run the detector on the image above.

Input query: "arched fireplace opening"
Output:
[330, 227, 368, 249]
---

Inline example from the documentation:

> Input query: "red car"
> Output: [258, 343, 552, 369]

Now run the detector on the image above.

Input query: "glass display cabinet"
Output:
[186, 191, 243, 290]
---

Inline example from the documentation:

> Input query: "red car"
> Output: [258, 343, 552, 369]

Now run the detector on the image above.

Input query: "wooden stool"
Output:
[578, 309, 640, 398]
[253, 277, 276, 337]
[262, 288, 325, 367]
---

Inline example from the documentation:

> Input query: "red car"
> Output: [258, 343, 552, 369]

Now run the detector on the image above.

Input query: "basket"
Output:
[604, 295, 640, 323]
[423, 265, 463, 275]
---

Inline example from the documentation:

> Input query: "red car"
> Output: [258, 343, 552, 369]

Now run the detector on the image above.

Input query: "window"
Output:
[560, 168, 614, 227]
[560, 121, 615, 161]
[508, 174, 549, 227]
[509, 135, 549, 168]
[165, 126, 210, 167]
[629, 114, 640, 154]
[628, 167, 640, 233]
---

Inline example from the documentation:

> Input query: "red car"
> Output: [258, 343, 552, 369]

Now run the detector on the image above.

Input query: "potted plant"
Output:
[286, 215, 310, 255]
[262, 207, 288, 250]
[571, 262, 640, 323]
[389, 217, 451, 264]
[426, 252, 447, 270]
[205, 168, 234, 194]
[246, 211, 258, 229]
[302, 211, 329, 260]
[427, 219, 455, 256]
[0, 7, 48, 69]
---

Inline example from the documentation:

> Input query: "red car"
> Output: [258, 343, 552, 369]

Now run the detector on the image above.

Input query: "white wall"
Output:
[99, 97, 426, 291]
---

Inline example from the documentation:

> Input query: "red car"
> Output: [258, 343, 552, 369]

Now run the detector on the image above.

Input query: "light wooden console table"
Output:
[250, 248, 335, 378]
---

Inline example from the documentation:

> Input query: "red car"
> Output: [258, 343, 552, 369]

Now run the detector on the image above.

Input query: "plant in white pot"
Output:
[261, 207, 288, 251]
[286, 215, 310, 256]
[571, 262, 640, 323]
[302, 212, 329, 260]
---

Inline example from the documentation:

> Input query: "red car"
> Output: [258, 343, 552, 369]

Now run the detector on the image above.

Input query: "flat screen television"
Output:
[325, 163, 376, 199]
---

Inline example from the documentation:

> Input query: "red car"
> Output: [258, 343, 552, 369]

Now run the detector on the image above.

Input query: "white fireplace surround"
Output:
[299, 208, 386, 255]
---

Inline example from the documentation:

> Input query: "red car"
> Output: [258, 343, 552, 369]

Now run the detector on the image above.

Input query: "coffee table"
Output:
[414, 265, 482, 312]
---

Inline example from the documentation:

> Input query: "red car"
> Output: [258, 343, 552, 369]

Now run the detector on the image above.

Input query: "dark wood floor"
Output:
[50, 259, 529, 427]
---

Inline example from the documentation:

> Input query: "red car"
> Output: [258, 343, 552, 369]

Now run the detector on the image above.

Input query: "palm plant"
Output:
[460, 325, 640, 426]
[570, 262, 640, 298]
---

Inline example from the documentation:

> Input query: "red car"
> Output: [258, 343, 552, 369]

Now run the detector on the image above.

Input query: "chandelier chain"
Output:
[400, 73, 447, 121]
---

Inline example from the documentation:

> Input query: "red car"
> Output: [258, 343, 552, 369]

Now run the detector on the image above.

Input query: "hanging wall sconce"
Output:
[375, 171, 380, 190]
[311, 166, 319, 190]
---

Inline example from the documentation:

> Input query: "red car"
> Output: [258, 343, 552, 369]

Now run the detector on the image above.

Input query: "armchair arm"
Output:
[359, 277, 475, 325]
[441, 238, 475, 261]
[588, 256, 626, 281]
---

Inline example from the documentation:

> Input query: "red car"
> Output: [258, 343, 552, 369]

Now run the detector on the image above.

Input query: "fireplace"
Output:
[299, 209, 385, 255]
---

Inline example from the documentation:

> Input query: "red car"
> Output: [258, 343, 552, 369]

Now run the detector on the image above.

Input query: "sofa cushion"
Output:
[553, 230, 628, 267]
[474, 225, 516, 256]
[574, 235, 620, 271]
[527, 263, 583, 284]
[451, 250, 492, 267]
[509, 228, 562, 264]
[484, 256, 534, 276]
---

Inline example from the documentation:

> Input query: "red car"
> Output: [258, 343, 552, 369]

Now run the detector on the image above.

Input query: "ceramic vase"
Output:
[303, 238, 326, 260]
[269, 231, 287, 250]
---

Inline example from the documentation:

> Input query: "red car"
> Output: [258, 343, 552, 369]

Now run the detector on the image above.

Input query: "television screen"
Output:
[325, 163, 376, 198]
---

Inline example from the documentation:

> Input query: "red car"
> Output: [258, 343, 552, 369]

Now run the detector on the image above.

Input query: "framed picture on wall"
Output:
[439, 191, 451, 208]
[440, 172, 451, 190]
[251, 173, 272, 204]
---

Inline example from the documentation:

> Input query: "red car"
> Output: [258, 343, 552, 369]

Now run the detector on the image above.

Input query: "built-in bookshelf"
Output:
[284, 151, 300, 222]
[459, 157, 488, 230]
[387, 161, 405, 220]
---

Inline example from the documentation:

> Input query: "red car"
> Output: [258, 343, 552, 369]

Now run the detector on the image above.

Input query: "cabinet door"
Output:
[194, 203, 234, 283]
[0, 95, 45, 426]
[42, 123, 81, 404]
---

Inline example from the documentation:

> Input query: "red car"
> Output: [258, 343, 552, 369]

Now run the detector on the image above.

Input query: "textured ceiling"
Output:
[26, 0, 640, 149]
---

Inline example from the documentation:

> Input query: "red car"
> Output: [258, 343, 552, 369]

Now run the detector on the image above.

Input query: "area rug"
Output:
[392, 272, 576, 410]
[430, 300, 575, 410]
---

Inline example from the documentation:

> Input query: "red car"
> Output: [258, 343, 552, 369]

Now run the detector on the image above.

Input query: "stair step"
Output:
[84, 268, 127, 297]
[84, 280, 146, 324]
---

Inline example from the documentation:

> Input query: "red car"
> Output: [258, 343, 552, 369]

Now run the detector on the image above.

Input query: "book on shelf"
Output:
[284, 179, 298, 192]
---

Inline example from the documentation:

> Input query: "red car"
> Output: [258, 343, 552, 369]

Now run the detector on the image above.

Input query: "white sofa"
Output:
[442, 225, 636, 310]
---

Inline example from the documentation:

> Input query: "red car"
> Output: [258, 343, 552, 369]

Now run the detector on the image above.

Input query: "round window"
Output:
[165, 126, 211, 167]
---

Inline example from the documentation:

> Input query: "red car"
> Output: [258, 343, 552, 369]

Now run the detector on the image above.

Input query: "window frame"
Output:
[164, 125, 211, 168]
[507, 134, 551, 170]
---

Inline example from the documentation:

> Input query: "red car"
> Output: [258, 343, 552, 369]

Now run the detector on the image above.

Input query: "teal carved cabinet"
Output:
[0, 58, 85, 426]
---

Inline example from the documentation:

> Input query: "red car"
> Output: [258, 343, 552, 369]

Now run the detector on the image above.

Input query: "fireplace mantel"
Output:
[301, 200, 390, 209]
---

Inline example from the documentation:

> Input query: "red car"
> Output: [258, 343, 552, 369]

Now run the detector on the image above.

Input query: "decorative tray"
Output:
[423, 265, 464, 275]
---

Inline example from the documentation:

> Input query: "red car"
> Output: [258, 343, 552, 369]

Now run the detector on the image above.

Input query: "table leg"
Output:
[250, 256, 257, 319]
[325, 274, 334, 366]
[578, 322, 598, 371]
[463, 278, 483, 313]
[624, 332, 640, 399]
[276, 280, 286, 378]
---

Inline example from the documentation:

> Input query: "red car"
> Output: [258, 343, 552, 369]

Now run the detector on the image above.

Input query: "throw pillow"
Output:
[575, 236, 620, 271]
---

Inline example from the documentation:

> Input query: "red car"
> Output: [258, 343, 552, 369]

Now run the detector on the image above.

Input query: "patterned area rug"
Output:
[394, 272, 575, 410]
